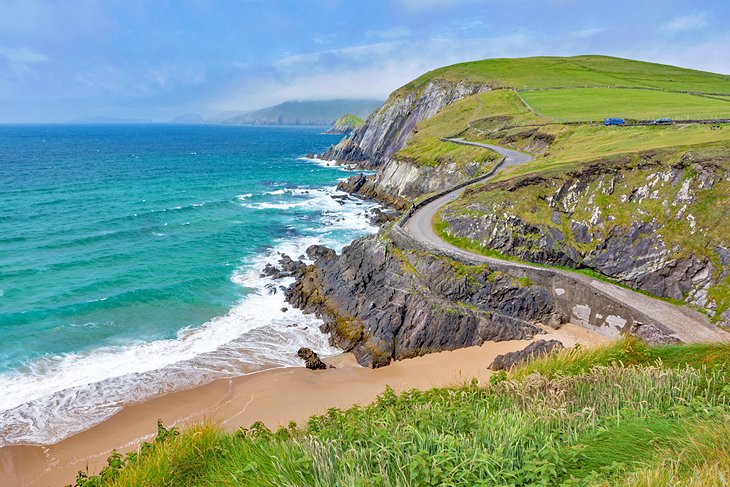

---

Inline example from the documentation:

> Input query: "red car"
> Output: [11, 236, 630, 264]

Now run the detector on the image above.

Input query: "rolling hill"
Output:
[216, 99, 382, 126]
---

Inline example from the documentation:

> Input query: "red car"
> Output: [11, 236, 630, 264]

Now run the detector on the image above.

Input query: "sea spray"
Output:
[0, 125, 380, 446]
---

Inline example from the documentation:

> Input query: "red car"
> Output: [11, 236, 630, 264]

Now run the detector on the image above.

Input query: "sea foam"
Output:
[0, 183, 380, 447]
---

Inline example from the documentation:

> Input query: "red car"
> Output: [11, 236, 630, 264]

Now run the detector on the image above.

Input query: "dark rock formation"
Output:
[306, 245, 336, 263]
[260, 254, 307, 281]
[337, 173, 411, 210]
[287, 235, 552, 368]
[440, 153, 730, 325]
[489, 340, 564, 370]
[630, 322, 682, 345]
[369, 207, 396, 226]
[337, 173, 369, 193]
[278, 254, 305, 274]
[261, 264, 286, 279]
[297, 347, 328, 370]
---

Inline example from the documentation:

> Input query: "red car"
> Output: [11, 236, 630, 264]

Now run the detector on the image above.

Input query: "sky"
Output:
[0, 0, 728, 123]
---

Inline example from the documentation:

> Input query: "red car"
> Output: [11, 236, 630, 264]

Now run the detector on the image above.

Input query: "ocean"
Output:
[0, 124, 378, 446]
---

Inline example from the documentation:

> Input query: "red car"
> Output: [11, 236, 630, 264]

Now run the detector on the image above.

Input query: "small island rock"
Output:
[297, 347, 328, 370]
[489, 339, 564, 370]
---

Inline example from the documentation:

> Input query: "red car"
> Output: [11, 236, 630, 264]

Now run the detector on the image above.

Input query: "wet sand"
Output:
[0, 324, 606, 487]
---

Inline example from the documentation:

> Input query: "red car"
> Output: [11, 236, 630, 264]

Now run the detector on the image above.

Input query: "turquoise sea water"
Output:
[0, 124, 378, 445]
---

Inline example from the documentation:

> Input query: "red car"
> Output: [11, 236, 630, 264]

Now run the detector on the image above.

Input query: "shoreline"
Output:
[0, 324, 606, 486]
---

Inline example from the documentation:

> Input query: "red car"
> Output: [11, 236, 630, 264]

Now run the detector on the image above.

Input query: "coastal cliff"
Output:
[337, 154, 496, 210]
[323, 79, 490, 167]
[286, 235, 553, 367]
[439, 148, 730, 326]
[290, 56, 730, 365]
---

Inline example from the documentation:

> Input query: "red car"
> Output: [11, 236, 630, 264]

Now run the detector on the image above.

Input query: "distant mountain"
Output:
[169, 113, 205, 124]
[206, 111, 249, 124]
[68, 116, 154, 124]
[216, 99, 382, 126]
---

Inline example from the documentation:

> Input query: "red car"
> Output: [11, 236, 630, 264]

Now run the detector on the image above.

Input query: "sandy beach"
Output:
[0, 324, 606, 487]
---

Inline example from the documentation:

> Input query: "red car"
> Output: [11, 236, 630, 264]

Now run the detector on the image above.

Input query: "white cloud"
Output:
[365, 27, 411, 40]
[273, 42, 400, 68]
[72, 63, 206, 96]
[663, 13, 707, 32]
[0, 46, 48, 81]
[312, 33, 336, 45]
[210, 33, 545, 113]
[0, 46, 48, 64]
[571, 27, 604, 39]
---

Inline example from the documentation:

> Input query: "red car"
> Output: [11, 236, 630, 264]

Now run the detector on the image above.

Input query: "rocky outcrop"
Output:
[297, 347, 329, 370]
[287, 235, 554, 367]
[489, 340, 564, 370]
[440, 152, 730, 326]
[260, 254, 306, 280]
[306, 245, 336, 264]
[323, 79, 491, 168]
[337, 173, 411, 210]
[337, 155, 494, 209]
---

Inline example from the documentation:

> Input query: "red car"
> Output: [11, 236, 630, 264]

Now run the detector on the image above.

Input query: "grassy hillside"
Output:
[395, 88, 730, 173]
[398, 55, 730, 95]
[219, 99, 382, 126]
[391, 56, 730, 322]
[70, 338, 730, 486]
[334, 113, 364, 129]
[325, 114, 365, 134]
[520, 88, 730, 122]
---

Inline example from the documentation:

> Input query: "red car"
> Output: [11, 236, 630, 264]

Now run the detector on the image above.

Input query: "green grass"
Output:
[436, 138, 730, 321]
[395, 88, 730, 181]
[405, 85, 730, 321]
[332, 113, 364, 130]
[393, 91, 507, 168]
[520, 88, 730, 122]
[398, 55, 730, 95]
[395, 135, 499, 169]
[511, 337, 730, 379]
[70, 338, 730, 487]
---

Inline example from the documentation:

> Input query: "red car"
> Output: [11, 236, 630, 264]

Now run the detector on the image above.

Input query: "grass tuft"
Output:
[71, 339, 730, 486]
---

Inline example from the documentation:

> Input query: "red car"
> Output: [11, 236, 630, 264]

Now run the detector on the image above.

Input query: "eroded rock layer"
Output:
[440, 150, 730, 326]
[323, 79, 490, 167]
[287, 235, 552, 367]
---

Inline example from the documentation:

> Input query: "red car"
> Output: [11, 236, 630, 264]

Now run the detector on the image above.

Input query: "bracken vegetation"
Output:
[70, 338, 730, 486]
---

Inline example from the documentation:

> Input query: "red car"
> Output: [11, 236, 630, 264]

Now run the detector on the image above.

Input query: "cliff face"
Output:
[323, 80, 490, 167]
[286, 234, 554, 367]
[439, 151, 730, 326]
[337, 156, 493, 210]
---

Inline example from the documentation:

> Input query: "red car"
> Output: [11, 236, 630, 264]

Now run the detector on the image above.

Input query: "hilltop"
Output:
[216, 99, 382, 126]
[324, 113, 364, 135]
[399, 55, 730, 94]
[318, 54, 730, 362]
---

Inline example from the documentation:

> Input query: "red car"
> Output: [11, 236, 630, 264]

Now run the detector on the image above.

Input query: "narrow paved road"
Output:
[404, 138, 730, 343]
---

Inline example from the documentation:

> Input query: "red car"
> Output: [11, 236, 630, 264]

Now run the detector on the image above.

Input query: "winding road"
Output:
[403, 138, 730, 343]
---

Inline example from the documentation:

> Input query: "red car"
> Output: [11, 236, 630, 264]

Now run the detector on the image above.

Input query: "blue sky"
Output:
[1, 0, 728, 122]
